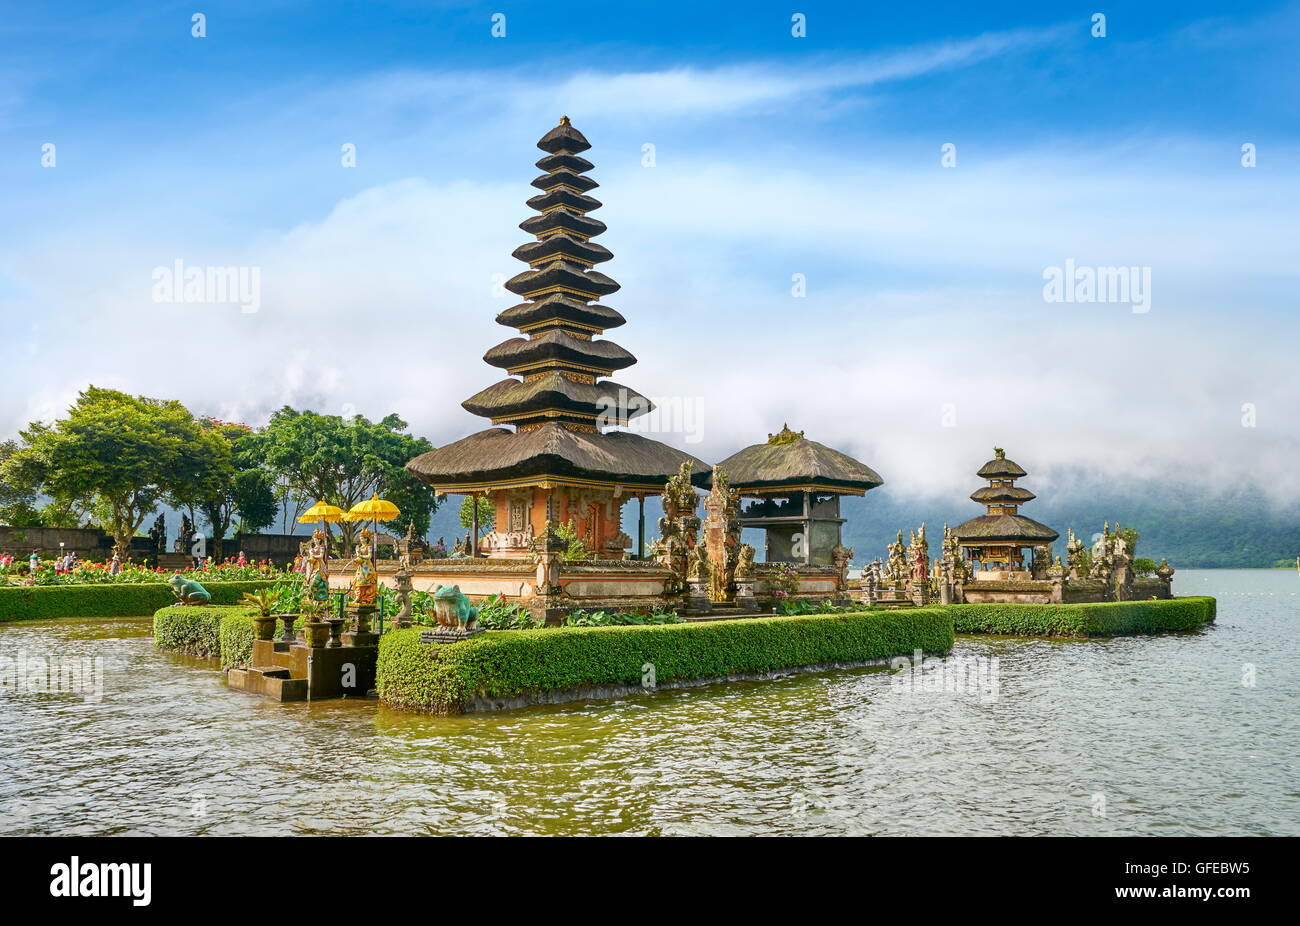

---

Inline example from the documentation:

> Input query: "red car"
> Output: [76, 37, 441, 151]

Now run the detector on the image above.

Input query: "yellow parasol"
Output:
[344, 493, 401, 569]
[344, 493, 401, 523]
[298, 501, 345, 525]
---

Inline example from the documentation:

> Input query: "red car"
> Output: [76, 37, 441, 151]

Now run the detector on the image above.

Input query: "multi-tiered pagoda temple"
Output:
[951, 447, 1058, 573]
[407, 118, 707, 559]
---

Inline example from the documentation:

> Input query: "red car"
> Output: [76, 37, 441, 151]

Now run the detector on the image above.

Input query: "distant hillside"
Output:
[839, 478, 1300, 569]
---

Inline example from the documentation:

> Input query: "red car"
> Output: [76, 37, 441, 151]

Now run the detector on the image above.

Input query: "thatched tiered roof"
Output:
[953, 448, 1058, 544]
[406, 118, 707, 493]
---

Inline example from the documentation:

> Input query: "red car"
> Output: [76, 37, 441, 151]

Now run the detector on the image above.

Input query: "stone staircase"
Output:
[228, 642, 309, 701]
[226, 633, 377, 702]
[683, 601, 773, 622]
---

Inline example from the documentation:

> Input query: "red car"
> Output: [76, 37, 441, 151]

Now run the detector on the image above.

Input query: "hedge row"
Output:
[0, 580, 275, 622]
[376, 607, 956, 714]
[946, 597, 1216, 637]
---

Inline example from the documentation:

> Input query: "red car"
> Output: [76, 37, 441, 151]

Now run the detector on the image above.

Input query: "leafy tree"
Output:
[172, 419, 279, 560]
[233, 468, 278, 536]
[0, 440, 40, 524]
[459, 496, 495, 539]
[1, 387, 206, 557]
[253, 407, 437, 552]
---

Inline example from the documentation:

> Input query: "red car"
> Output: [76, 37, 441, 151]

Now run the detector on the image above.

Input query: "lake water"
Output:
[0, 569, 1295, 836]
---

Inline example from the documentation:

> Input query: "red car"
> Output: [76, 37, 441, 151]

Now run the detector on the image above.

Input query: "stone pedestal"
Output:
[734, 579, 757, 611]
[1047, 560, 1067, 604]
[419, 627, 486, 644]
[343, 602, 379, 647]
[686, 578, 712, 613]
[909, 581, 929, 607]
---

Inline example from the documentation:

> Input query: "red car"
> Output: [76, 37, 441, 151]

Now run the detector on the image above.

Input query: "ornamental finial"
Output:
[560, 115, 571, 125]
[767, 423, 805, 445]
[994, 446, 1005, 459]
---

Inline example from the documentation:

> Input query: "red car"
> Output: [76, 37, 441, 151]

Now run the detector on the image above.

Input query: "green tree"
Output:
[1, 387, 206, 557]
[459, 496, 495, 539]
[0, 440, 38, 524]
[253, 407, 437, 552]
[173, 419, 279, 560]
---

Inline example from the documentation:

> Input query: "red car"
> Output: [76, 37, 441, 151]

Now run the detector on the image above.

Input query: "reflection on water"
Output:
[1, 570, 1296, 836]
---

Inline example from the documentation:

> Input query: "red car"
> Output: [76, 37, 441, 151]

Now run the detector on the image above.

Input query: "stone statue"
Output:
[886, 531, 907, 585]
[168, 573, 211, 606]
[735, 544, 755, 581]
[1065, 529, 1085, 578]
[830, 544, 853, 590]
[1030, 544, 1052, 580]
[179, 515, 196, 556]
[687, 543, 710, 582]
[148, 514, 166, 554]
[910, 543, 929, 583]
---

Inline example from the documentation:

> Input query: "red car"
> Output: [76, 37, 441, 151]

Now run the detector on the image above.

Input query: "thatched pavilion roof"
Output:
[709, 425, 883, 495]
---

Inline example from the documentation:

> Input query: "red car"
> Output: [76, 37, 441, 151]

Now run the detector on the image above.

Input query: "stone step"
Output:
[263, 676, 308, 702]
[684, 611, 772, 623]
[249, 665, 291, 679]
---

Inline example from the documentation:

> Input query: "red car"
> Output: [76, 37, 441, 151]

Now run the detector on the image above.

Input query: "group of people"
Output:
[1, 548, 270, 577]
[0, 551, 87, 574]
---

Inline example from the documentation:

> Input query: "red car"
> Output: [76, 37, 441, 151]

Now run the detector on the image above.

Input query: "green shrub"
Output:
[474, 594, 544, 629]
[947, 597, 1215, 637]
[377, 607, 955, 714]
[219, 613, 255, 669]
[0, 580, 275, 623]
[153, 605, 249, 657]
[215, 612, 305, 669]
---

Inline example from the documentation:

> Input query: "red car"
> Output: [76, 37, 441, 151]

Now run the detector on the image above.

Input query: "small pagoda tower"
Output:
[407, 118, 708, 559]
[712, 425, 884, 565]
[951, 447, 1058, 574]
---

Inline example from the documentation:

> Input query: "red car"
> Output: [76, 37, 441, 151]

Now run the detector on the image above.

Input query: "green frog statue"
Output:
[168, 574, 212, 606]
[432, 584, 480, 633]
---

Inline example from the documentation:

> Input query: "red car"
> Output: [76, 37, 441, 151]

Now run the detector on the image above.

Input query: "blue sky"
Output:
[1, 1, 1297, 500]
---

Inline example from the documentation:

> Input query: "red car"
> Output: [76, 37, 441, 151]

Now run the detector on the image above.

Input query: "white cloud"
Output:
[2, 28, 1296, 503]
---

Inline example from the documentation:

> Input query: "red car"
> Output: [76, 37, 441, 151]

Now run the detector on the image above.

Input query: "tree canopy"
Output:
[1, 387, 207, 555]
[253, 407, 437, 550]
